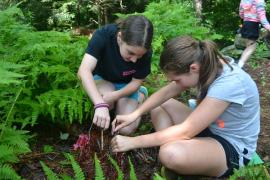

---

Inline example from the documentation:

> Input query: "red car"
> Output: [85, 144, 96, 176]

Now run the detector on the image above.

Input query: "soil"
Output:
[15, 60, 270, 179]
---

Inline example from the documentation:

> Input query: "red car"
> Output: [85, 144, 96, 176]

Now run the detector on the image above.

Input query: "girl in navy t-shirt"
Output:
[77, 15, 153, 134]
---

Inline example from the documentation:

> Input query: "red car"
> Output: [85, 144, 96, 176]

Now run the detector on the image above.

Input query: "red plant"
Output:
[73, 134, 90, 151]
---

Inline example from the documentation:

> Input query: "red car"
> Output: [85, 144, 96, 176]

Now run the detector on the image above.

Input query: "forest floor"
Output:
[15, 59, 270, 179]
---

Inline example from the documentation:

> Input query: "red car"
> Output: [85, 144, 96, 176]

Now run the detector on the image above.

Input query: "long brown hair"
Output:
[116, 15, 153, 50]
[160, 36, 231, 100]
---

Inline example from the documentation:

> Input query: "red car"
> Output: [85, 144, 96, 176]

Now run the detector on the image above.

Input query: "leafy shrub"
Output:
[143, 1, 222, 74]
[0, 7, 93, 126]
[0, 10, 31, 177]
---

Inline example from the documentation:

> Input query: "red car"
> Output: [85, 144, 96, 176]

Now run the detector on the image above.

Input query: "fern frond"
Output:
[153, 173, 166, 180]
[128, 156, 137, 180]
[40, 161, 60, 180]
[0, 127, 31, 155]
[108, 155, 124, 180]
[0, 68, 25, 84]
[0, 164, 21, 180]
[0, 145, 18, 163]
[60, 174, 73, 180]
[0, 87, 22, 139]
[37, 88, 92, 123]
[0, 61, 27, 70]
[94, 153, 105, 180]
[64, 153, 85, 180]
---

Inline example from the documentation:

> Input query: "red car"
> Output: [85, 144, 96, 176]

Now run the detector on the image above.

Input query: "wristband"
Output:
[94, 103, 109, 110]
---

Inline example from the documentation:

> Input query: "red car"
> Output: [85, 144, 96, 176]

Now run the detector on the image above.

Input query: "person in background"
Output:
[111, 36, 260, 178]
[77, 15, 153, 135]
[238, 0, 270, 68]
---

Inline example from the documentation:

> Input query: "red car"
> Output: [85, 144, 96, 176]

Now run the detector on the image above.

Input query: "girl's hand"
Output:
[93, 107, 110, 130]
[102, 91, 120, 104]
[111, 135, 135, 152]
[111, 113, 138, 134]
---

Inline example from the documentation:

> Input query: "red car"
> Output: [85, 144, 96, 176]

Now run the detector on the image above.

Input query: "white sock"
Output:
[238, 61, 244, 68]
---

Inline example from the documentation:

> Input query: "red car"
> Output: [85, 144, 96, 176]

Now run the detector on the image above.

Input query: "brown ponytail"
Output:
[160, 36, 231, 101]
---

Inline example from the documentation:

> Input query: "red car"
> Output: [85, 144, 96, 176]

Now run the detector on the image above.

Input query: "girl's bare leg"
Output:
[159, 137, 227, 177]
[116, 97, 141, 135]
[151, 98, 192, 131]
[238, 40, 257, 68]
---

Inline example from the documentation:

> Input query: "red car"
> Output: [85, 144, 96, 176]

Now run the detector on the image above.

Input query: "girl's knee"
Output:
[118, 124, 137, 135]
[118, 117, 140, 135]
[150, 107, 162, 120]
[159, 143, 187, 170]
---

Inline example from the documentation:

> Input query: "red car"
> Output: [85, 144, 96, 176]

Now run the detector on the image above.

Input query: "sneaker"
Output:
[138, 86, 148, 104]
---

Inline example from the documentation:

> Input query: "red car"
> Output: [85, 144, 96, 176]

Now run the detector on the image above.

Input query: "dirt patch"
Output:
[246, 59, 270, 163]
[15, 119, 160, 179]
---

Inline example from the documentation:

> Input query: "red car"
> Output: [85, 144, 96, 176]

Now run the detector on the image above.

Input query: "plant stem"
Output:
[101, 129, 104, 151]
[0, 87, 22, 139]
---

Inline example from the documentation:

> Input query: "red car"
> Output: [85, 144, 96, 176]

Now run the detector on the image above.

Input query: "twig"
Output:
[88, 121, 94, 138]
[101, 129, 104, 151]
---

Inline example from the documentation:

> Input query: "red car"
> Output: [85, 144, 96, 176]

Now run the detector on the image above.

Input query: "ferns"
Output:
[37, 88, 92, 124]
[64, 153, 85, 180]
[108, 155, 124, 180]
[40, 161, 60, 180]
[1, 6, 92, 125]
[0, 164, 21, 180]
[153, 173, 166, 180]
[128, 157, 137, 180]
[94, 153, 105, 180]
[41, 153, 85, 180]
[0, 61, 25, 84]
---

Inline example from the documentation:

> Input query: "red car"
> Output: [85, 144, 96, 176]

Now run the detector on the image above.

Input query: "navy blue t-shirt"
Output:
[85, 24, 152, 83]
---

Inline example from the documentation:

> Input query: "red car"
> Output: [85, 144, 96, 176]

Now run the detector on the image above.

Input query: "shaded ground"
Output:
[15, 60, 270, 179]
[246, 60, 270, 163]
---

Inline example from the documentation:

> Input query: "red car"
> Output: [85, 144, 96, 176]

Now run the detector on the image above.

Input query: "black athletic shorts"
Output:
[197, 128, 249, 177]
[241, 21, 260, 40]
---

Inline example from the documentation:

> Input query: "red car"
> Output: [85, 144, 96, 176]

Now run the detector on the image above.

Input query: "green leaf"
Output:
[60, 132, 69, 140]
[40, 161, 60, 180]
[128, 156, 137, 180]
[43, 145, 54, 153]
[94, 153, 105, 180]
[108, 155, 124, 180]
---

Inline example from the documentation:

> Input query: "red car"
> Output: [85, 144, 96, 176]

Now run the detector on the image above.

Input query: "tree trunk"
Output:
[193, 0, 202, 21]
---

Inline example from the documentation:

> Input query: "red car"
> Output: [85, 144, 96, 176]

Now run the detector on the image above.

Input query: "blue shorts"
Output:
[93, 75, 148, 102]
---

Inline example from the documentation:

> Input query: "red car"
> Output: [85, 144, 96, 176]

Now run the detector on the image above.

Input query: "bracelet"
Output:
[94, 103, 109, 110]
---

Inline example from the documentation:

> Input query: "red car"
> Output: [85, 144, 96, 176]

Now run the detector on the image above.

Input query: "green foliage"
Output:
[0, 127, 31, 163]
[230, 164, 270, 179]
[142, 1, 221, 75]
[64, 153, 85, 180]
[0, 61, 26, 84]
[128, 156, 137, 180]
[153, 173, 166, 180]
[37, 88, 92, 124]
[108, 155, 124, 180]
[0, 164, 21, 180]
[40, 161, 60, 180]
[202, 1, 240, 41]
[0, 14, 32, 176]
[41, 153, 85, 180]
[0, 7, 93, 126]
[94, 153, 105, 180]
[43, 145, 54, 153]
